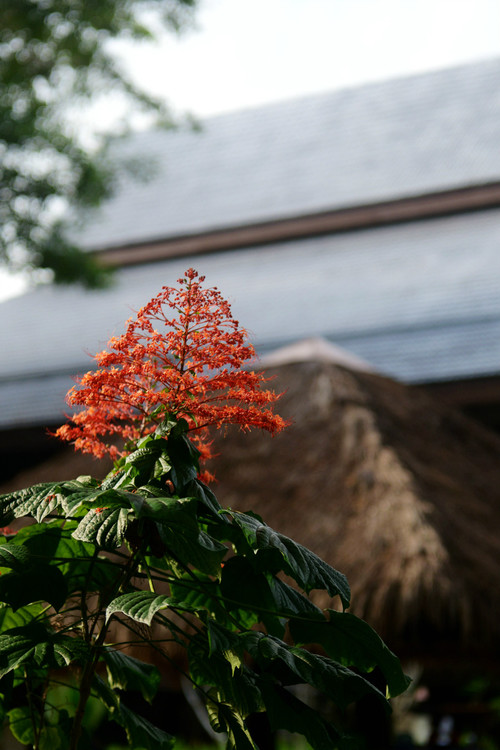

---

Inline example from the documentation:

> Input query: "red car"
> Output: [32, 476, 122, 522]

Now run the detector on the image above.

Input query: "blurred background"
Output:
[1, 1, 500, 747]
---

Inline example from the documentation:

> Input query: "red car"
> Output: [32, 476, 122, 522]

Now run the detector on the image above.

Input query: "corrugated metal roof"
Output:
[78, 58, 500, 250]
[2, 208, 500, 428]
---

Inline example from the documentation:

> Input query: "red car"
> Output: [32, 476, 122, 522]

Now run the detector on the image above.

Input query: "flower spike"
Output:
[55, 269, 287, 461]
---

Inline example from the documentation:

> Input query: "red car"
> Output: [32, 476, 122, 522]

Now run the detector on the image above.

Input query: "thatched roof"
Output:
[208, 346, 500, 659]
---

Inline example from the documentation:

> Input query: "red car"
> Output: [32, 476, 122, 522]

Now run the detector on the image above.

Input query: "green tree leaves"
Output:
[0, 416, 409, 748]
[290, 611, 411, 699]
[106, 591, 172, 626]
[1, 0, 196, 285]
[102, 647, 161, 704]
[226, 510, 351, 608]
[0, 623, 89, 678]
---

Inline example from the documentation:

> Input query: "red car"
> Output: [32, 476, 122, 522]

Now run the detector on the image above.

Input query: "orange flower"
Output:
[55, 269, 287, 460]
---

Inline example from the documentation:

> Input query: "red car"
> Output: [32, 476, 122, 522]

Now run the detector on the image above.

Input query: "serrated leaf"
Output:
[189, 631, 262, 718]
[126, 445, 162, 467]
[215, 703, 257, 750]
[75, 475, 100, 487]
[228, 512, 350, 608]
[117, 703, 175, 750]
[133, 495, 197, 522]
[56, 477, 103, 515]
[116, 444, 167, 488]
[59, 489, 105, 516]
[220, 557, 285, 637]
[267, 576, 324, 619]
[0, 544, 31, 571]
[106, 591, 172, 626]
[183, 479, 224, 518]
[0, 624, 89, 678]
[151, 501, 226, 576]
[102, 646, 161, 703]
[0, 483, 62, 524]
[207, 620, 240, 660]
[290, 611, 411, 698]
[243, 632, 386, 711]
[50, 636, 91, 667]
[169, 575, 227, 620]
[140, 483, 170, 498]
[167, 430, 200, 490]
[0, 565, 67, 611]
[91, 673, 119, 710]
[72, 506, 131, 549]
[258, 679, 347, 750]
[9, 523, 114, 593]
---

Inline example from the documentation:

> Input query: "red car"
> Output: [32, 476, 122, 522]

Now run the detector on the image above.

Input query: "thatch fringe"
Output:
[209, 359, 500, 657]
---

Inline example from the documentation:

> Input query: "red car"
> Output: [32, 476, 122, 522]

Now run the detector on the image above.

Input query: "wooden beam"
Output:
[96, 182, 500, 267]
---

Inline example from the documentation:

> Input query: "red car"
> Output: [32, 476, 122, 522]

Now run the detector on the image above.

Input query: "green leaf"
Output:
[102, 646, 161, 703]
[228, 512, 351, 608]
[243, 632, 387, 711]
[207, 620, 241, 660]
[167, 429, 200, 490]
[183, 479, 224, 518]
[169, 575, 227, 620]
[0, 543, 31, 571]
[10, 713, 69, 750]
[189, 632, 238, 689]
[10, 521, 68, 558]
[126, 444, 163, 468]
[7, 706, 37, 745]
[0, 602, 46, 631]
[267, 576, 324, 619]
[106, 591, 172, 626]
[0, 483, 62, 524]
[9, 522, 115, 594]
[189, 631, 262, 718]
[290, 611, 411, 698]
[59, 486, 121, 516]
[220, 557, 285, 637]
[117, 703, 175, 750]
[0, 564, 67, 611]
[72, 506, 131, 549]
[149, 500, 226, 576]
[113, 442, 168, 488]
[69, 555, 119, 595]
[210, 702, 257, 750]
[39, 724, 67, 750]
[132, 495, 197, 522]
[91, 673, 119, 711]
[258, 680, 349, 750]
[0, 624, 89, 678]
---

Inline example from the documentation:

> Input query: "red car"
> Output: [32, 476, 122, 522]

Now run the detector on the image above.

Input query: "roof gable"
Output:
[79, 58, 500, 251]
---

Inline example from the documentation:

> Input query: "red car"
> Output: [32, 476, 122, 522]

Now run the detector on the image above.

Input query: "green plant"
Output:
[0, 270, 409, 749]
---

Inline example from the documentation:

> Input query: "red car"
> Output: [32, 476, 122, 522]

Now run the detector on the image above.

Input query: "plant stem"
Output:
[69, 550, 140, 750]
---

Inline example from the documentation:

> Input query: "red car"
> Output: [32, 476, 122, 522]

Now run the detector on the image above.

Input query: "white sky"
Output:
[122, 0, 500, 117]
[1, 0, 500, 301]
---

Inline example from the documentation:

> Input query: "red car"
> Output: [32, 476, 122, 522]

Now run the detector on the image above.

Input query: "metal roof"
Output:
[2, 207, 500, 428]
[78, 58, 500, 250]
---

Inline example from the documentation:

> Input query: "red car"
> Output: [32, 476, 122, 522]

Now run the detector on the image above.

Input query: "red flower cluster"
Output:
[55, 269, 286, 460]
